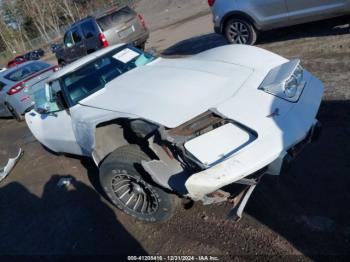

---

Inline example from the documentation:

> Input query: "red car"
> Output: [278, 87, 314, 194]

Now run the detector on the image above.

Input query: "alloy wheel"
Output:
[227, 21, 250, 44]
[111, 173, 159, 215]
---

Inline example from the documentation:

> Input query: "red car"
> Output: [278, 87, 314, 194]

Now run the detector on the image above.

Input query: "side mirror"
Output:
[35, 102, 50, 114]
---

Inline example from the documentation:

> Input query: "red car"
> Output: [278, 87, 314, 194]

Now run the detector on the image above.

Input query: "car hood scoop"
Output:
[79, 58, 253, 128]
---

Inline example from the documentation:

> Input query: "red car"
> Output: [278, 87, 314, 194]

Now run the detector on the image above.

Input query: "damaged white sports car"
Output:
[25, 44, 323, 222]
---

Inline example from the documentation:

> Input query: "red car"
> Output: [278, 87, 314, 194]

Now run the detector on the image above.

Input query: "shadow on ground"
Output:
[258, 15, 350, 45]
[162, 33, 227, 56]
[246, 99, 350, 258]
[0, 175, 146, 256]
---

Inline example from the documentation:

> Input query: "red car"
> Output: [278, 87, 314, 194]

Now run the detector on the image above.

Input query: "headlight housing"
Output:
[258, 59, 306, 102]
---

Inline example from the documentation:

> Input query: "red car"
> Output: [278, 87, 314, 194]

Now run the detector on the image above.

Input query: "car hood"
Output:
[79, 58, 254, 128]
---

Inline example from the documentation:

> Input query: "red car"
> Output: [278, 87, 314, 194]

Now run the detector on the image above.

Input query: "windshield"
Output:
[61, 46, 156, 106]
[4, 62, 50, 82]
[97, 6, 135, 31]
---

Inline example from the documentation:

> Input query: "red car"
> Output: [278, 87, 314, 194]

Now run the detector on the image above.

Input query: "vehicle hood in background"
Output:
[79, 58, 253, 128]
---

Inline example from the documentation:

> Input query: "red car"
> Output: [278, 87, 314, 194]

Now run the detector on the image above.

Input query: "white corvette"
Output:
[25, 44, 323, 222]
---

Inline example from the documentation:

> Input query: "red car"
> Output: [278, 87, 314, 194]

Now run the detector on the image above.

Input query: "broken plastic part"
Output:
[0, 148, 23, 182]
[227, 177, 261, 221]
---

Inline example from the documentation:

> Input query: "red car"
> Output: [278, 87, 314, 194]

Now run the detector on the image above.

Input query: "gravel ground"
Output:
[1, 4, 350, 260]
[136, 0, 209, 31]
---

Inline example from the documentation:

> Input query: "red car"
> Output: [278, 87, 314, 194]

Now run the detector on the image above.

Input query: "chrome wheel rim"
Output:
[228, 22, 250, 44]
[111, 174, 159, 215]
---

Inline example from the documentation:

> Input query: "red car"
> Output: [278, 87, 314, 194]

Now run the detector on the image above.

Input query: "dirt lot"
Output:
[1, 7, 350, 261]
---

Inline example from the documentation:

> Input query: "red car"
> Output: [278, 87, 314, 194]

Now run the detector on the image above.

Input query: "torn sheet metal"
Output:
[0, 148, 23, 182]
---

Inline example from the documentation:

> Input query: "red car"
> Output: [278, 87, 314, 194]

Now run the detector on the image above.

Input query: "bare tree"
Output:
[59, 0, 77, 24]
[22, 0, 51, 41]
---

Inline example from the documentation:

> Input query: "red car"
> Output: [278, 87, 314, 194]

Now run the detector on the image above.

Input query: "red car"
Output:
[7, 56, 27, 68]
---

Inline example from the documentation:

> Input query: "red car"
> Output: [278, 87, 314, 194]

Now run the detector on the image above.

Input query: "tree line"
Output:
[0, 0, 135, 54]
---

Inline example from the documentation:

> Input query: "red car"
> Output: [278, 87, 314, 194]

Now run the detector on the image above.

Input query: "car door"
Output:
[81, 20, 101, 52]
[25, 80, 84, 156]
[0, 80, 11, 116]
[286, 0, 349, 24]
[239, 0, 289, 30]
[63, 30, 76, 63]
[71, 27, 87, 59]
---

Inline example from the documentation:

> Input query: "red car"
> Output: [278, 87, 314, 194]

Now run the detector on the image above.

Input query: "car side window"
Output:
[34, 80, 66, 114]
[64, 31, 74, 48]
[72, 28, 83, 44]
[82, 20, 98, 39]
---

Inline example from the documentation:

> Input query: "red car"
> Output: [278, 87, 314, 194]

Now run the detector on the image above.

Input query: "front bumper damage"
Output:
[184, 120, 321, 201]
[183, 73, 323, 220]
[186, 121, 321, 221]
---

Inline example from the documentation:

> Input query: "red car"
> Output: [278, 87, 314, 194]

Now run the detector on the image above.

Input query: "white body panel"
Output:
[79, 57, 253, 128]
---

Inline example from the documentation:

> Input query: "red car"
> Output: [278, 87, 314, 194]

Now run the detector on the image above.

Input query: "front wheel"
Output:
[99, 145, 178, 223]
[58, 60, 66, 67]
[225, 18, 257, 45]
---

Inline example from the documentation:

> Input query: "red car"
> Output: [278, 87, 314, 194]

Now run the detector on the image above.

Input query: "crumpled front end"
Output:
[184, 69, 324, 201]
[140, 59, 324, 204]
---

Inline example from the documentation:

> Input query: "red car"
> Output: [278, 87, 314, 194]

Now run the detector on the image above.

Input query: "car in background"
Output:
[24, 49, 46, 61]
[26, 44, 323, 223]
[0, 61, 58, 121]
[34, 48, 45, 57]
[55, 5, 149, 66]
[7, 56, 27, 68]
[209, 0, 350, 45]
[24, 52, 40, 61]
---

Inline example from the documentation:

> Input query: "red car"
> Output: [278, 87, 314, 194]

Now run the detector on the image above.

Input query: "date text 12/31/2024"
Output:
[127, 256, 220, 261]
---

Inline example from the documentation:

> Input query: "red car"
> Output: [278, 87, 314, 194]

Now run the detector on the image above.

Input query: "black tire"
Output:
[99, 145, 178, 223]
[6, 103, 24, 122]
[225, 18, 257, 45]
[58, 60, 66, 67]
[137, 42, 146, 50]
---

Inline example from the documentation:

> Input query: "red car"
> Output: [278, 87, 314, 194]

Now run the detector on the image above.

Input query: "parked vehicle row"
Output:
[25, 44, 324, 222]
[55, 5, 149, 66]
[209, 0, 350, 45]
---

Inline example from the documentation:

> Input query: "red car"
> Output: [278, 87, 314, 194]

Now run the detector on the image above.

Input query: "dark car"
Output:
[23, 49, 45, 61]
[7, 56, 27, 68]
[55, 5, 149, 66]
[33, 48, 45, 57]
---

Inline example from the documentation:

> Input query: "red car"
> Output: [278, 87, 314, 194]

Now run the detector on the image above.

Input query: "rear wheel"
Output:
[99, 145, 178, 223]
[225, 18, 257, 45]
[6, 103, 24, 122]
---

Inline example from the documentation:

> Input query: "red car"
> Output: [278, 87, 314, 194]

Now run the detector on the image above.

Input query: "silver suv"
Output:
[209, 0, 350, 45]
